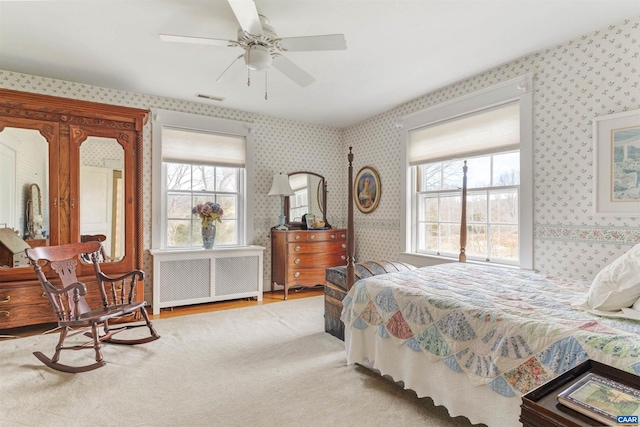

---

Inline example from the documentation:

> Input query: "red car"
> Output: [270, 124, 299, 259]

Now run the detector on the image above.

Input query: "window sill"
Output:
[399, 252, 528, 271]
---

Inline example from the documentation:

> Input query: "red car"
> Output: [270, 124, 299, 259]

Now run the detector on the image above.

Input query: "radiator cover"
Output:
[150, 246, 264, 314]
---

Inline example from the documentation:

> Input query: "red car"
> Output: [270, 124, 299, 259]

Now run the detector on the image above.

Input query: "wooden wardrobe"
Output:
[0, 89, 148, 329]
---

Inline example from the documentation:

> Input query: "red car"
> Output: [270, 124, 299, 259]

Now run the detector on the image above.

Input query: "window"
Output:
[289, 189, 308, 222]
[165, 162, 240, 247]
[400, 74, 533, 269]
[151, 109, 254, 250]
[416, 151, 520, 264]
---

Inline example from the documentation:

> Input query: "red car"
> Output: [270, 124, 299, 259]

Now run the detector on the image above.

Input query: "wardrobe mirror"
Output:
[0, 127, 49, 265]
[79, 136, 126, 262]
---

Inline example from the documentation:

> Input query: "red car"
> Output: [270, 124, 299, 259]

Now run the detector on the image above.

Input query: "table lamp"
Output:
[268, 172, 294, 230]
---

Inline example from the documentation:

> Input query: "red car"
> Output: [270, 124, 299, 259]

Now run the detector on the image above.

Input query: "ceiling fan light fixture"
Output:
[245, 44, 272, 71]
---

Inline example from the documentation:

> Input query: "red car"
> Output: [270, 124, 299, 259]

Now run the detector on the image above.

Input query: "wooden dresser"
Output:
[271, 229, 347, 299]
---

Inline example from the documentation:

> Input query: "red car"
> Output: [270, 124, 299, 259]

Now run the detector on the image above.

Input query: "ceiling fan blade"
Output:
[159, 34, 235, 47]
[272, 55, 315, 87]
[216, 54, 245, 83]
[278, 34, 347, 52]
[227, 0, 263, 36]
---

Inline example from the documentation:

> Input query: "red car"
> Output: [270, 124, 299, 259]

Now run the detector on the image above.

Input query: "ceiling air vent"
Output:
[196, 93, 225, 102]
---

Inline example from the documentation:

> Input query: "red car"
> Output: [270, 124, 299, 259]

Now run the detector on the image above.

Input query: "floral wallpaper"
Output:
[1, 16, 638, 298]
[0, 71, 343, 299]
[341, 17, 640, 280]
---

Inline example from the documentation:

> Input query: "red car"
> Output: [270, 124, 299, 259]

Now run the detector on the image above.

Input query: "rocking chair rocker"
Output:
[25, 241, 160, 373]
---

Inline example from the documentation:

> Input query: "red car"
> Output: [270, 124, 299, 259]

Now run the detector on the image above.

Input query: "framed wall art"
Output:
[593, 109, 640, 216]
[354, 166, 381, 213]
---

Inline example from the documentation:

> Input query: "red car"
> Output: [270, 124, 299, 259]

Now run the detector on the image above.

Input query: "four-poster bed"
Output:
[339, 149, 640, 426]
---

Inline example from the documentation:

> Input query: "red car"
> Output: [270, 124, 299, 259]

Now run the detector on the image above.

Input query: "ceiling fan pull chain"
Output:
[247, 47, 251, 86]
[265, 71, 268, 100]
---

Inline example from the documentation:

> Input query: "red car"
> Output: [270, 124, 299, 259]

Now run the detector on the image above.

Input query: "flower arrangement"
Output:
[192, 202, 224, 227]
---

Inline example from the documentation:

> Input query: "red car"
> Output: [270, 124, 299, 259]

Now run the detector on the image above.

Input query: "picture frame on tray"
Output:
[557, 372, 640, 426]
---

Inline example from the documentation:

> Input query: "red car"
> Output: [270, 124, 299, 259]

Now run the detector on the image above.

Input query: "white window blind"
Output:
[288, 174, 307, 191]
[161, 127, 245, 167]
[409, 102, 520, 165]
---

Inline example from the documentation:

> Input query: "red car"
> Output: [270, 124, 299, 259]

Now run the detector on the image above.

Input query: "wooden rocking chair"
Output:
[80, 234, 111, 262]
[25, 241, 160, 373]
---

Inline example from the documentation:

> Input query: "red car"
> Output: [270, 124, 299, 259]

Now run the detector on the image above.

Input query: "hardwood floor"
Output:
[0, 286, 324, 339]
[150, 286, 324, 319]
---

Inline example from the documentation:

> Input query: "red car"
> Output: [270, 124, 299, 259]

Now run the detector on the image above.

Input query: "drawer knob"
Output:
[295, 235, 300, 240]
[341, 255, 346, 260]
[0, 310, 9, 317]
[342, 243, 346, 249]
[310, 235, 315, 240]
[294, 246, 301, 252]
[294, 258, 301, 264]
[330, 234, 336, 239]
[0, 295, 10, 304]
[294, 272, 300, 278]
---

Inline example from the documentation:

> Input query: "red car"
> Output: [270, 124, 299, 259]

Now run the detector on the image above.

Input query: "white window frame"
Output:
[151, 109, 255, 250]
[399, 73, 534, 270]
[415, 151, 521, 265]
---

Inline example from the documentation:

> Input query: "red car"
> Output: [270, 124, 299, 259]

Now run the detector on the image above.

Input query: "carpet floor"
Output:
[0, 296, 481, 427]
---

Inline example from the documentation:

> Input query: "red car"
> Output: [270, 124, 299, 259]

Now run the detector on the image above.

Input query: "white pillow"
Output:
[585, 243, 640, 311]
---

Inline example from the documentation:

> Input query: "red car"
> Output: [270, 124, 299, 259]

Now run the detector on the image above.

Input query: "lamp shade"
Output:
[245, 45, 272, 71]
[268, 173, 294, 196]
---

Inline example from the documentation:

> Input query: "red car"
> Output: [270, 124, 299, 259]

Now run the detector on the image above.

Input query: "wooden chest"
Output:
[324, 260, 416, 340]
[271, 229, 347, 300]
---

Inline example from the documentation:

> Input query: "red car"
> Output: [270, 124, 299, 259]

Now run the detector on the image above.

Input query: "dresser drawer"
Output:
[287, 252, 347, 268]
[286, 267, 330, 286]
[306, 231, 345, 242]
[0, 291, 110, 330]
[0, 284, 49, 307]
[0, 302, 56, 329]
[285, 230, 346, 242]
[287, 241, 347, 255]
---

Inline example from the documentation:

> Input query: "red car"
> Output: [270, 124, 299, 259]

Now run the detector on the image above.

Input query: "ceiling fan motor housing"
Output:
[238, 15, 278, 71]
[244, 44, 272, 71]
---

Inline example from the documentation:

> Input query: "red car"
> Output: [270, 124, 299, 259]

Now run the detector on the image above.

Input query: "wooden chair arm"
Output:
[44, 280, 88, 297]
[95, 269, 144, 305]
[97, 269, 145, 283]
[42, 280, 87, 320]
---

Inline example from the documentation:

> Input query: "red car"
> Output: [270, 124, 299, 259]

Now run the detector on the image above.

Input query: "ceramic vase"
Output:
[202, 223, 216, 249]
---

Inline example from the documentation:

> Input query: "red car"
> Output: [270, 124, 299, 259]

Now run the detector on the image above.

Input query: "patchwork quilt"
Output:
[341, 263, 640, 397]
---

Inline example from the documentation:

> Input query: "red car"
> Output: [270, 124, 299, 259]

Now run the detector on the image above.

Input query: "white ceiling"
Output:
[1, 1, 638, 128]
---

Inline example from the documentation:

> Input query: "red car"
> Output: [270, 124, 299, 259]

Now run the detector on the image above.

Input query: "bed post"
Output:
[346, 147, 356, 290]
[459, 160, 468, 263]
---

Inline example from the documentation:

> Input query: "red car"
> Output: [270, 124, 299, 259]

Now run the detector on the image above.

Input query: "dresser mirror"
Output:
[79, 136, 126, 262]
[27, 184, 43, 239]
[284, 171, 329, 229]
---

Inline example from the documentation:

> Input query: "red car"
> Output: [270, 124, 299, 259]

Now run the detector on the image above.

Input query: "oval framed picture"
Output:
[354, 166, 381, 213]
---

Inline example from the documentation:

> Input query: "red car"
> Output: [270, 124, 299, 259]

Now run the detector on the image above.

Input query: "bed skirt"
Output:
[345, 326, 518, 427]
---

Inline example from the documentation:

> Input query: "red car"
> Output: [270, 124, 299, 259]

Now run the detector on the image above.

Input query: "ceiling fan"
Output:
[159, 0, 347, 88]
